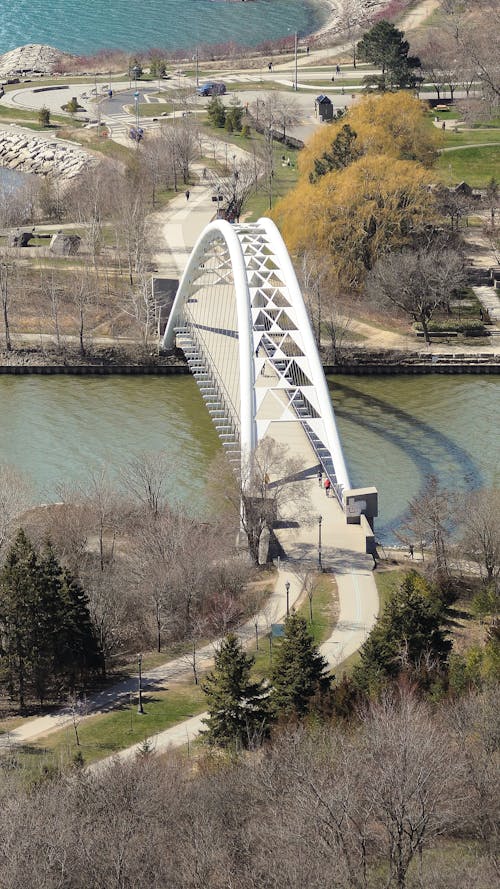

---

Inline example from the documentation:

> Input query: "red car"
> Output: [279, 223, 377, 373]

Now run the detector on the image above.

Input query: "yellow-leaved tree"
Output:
[273, 92, 440, 289]
[273, 154, 437, 289]
[299, 92, 440, 182]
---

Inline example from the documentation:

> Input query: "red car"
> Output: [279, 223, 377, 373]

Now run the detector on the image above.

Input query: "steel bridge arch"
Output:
[162, 217, 350, 498]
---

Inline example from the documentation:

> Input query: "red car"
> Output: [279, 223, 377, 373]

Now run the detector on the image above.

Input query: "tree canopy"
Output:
[357, 20, 422, 90]
[201, 633, 269, 749]
[0, 530, 102, 708]
[273, 93, 439, 290]
[270, 611, 331, 719]
[353, 572, 451, 694]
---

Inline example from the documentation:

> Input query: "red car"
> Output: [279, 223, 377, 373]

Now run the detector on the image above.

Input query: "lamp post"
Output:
[294, 31, 298, 91]
[285, 580, 290, 617]
[137, 653, 144, 714]
[318, 515, 323, 571]
[134, 91, 140, 130]
[255, 621, 259, 650]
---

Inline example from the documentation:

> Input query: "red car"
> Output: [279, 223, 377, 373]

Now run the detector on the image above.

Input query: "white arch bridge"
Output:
[162, 217, 377, 551]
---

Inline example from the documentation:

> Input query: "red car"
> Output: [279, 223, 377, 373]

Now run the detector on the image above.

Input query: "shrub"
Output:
[414, 320, 487, 336]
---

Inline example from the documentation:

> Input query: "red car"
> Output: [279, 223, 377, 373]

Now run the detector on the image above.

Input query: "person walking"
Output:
[324, 477, 331, 497]
[317, 469, 323, 486]
[409, 543, 414, 559]
[185, 189, 190, 200]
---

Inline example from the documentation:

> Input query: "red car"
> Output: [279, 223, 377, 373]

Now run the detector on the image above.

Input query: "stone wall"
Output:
[0, 131, 94, 179]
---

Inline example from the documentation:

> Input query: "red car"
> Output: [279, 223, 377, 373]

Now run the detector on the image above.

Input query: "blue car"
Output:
[196, 81, 226, 97]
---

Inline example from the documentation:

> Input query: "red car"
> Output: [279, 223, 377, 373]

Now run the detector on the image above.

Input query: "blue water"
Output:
[0, 0, 326, 56]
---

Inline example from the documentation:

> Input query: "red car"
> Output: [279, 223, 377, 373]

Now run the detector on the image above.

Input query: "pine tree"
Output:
[270, 612, 331, 720]
[201, 633, 269, 749]
[353, 572, 451, 693]
[207, 96, 226, 128]
[0, 532, 102, 708]
[0, 530, 38, 708]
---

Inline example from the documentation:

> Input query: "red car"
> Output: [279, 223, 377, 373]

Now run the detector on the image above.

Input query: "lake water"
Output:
[0, 373, 498, 542]
[0, 0, 327, 56]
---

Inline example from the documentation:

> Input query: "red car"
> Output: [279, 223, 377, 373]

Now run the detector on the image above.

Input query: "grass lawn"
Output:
[251, 571, 338, 678]
[436, 144, 500, 186]
[0, 105, 72, 127]
[442, 128, 500, 147]
[28, 683, 206, 767]
[67, 132, 134, 163]
[131, 102, 174, 117]
[428, 107, 463, 121]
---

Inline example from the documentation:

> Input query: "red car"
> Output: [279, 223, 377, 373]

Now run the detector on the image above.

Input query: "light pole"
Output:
[318, 515, 323, 571]
[137, 653, 144, 714]
[294, 31, 298, 91]
[285, 580, 290, 617]
[255, 621, 259, 650]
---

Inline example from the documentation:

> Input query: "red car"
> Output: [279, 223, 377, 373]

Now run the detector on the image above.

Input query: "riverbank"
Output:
[0, 344, 498, 374]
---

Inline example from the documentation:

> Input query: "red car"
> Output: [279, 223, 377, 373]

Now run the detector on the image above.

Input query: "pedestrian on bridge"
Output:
[324, 478, 331, 497]
[185, 189, 190, 200]
[317, 469, 322, 486]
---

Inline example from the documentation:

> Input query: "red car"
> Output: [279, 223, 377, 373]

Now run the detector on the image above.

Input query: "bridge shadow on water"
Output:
[328, 379, 483, 537]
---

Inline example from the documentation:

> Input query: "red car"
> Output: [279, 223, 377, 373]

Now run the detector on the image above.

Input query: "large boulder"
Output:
[49, 232, 81, 256]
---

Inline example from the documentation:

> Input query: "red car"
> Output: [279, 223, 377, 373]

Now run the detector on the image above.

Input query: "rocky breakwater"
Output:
[0, 131, 94, 180]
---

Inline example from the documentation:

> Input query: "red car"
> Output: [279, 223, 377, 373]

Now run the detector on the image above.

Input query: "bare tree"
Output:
[361, 692, 462, 889]
[210, 438, 311, 565]
[335, 0, 373, 68]
[0, 260, 13, 352]
[459, 487, 500, 581]
[39, 268, 64, 351]
[0, 463, 32, 557]
[367, 248, 466, 345]
[443, 0, 500, 119]
[207, 157, 258, 223]
[69, 267, 97, 356]
[121, 451, 172, 517]
[113, 172, 150, 285]
[398, 476, 454, 577]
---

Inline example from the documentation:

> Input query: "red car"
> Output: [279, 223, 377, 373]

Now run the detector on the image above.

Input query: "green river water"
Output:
[0, 374, 498, 543]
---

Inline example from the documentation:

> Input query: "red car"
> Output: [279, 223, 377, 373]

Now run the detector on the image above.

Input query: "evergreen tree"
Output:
[0, 531, 102, 708]
[207, 96, 226, 128]
[357, 20, 421, 90]
[0, 530, 38, 708]
[310, 124, 361, 182]
[353, 572, 451, 694]
[270, 612, 331, 719]
[226, 97, 243, 133]
[201, 633, 269, 749]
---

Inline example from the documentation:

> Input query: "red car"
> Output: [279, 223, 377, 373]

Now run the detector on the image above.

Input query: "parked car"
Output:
[196, 81, 226, 97]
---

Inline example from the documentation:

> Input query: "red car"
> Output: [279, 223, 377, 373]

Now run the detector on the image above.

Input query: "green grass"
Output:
[67, 132, 134, 163]
[28, 683, 205, 767]
[442, 129, 500, 147]
[436, 144, 500, 186]
[0, 105, 72, 126]
[251, 571, 338, 679]
[130, 102, 174, 117]
[429, 107, 463, 121]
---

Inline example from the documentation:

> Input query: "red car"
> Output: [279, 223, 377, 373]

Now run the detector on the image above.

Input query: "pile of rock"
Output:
[0, 131, 94, 179]
[0, 44, 74, 78]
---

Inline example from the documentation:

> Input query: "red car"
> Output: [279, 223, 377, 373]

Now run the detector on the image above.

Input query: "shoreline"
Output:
[0, 1, 338, 65]
[0, 344, 498, 376]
